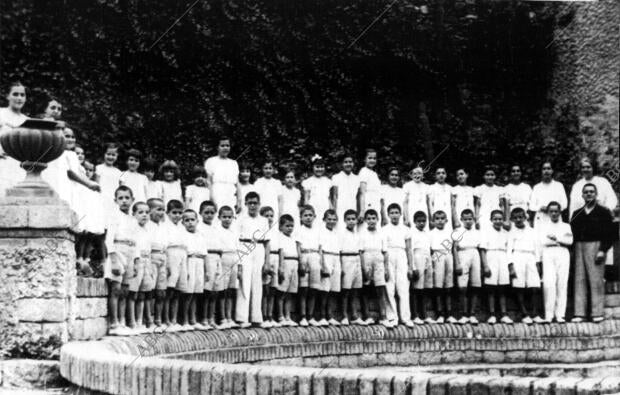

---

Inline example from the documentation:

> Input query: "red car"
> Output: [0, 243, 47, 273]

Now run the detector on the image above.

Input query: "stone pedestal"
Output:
[0, 195, 77, 359]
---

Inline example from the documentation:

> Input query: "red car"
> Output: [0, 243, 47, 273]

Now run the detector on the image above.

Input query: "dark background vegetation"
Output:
[1, 0, 583, 185]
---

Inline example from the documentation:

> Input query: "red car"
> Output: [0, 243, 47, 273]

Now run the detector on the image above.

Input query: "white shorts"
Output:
[277, 258, 299, 293]
[412, 250, 432, 289]
[456, 248, 481, 288]
[341, 254, 362, 289]
[362, 250, 386, 287]
[511, 251, 541, 288]
[187, 255, 205, 294]
[166, 247, 186, 289]
[324, 253, 341, 292]
[204, 253, 220, 291]
[431, 251, 454, 288]
[484, 250, 510, 286]
[300, 252, 322, 290]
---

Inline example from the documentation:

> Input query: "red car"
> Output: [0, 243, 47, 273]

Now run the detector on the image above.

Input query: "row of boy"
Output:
[104, 177, 575, 335]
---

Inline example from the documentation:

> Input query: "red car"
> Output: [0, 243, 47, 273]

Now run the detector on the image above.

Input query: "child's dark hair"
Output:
[146, 198, 164, 209]
[114, 185, 133, 199]
[413, 211, 427, 221]
[245, 191, 260, 202]
[344, 209, 357, 219]
[547, 201, 562, 211]
[323, 209, 337, 220]
[432, 210, 447, 219]
[483, 165, 497, 175]
[300, 204, 315, 216]
[159, 160, 180, 180]
[219, 205, 234, 216]
[192, 165, 206, 179]
[364, 209, 378, 219]
[460, 209, 474, 218]
[132, 201, 148, 213]
[490, 209, 504, 220]
[104, 142, 119, 152]
[126, 148, 142, 162]
[260, 206, 274, 216]
[199, 200, 217, 213]
[239, 160, 251, 172]
[183, 209, 198, 218]
[167, 199, 184, 212]
[279, 214, 294, 226]
[310, 155, 325, 167]
[142, 157, 158, 173]
[510, 207, 526, 218]
[387, 203, 401, 213]
[342, 152, 354, 162]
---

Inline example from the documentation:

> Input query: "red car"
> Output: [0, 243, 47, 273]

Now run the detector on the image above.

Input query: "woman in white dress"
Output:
[569, 158, 617, 218]
[529, 162, 567, 228]
[0, 82, 29, 196]
[358, 148, 381, 221]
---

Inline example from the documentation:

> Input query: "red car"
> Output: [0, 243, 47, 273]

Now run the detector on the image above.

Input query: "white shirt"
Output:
[380, 185, 405, 216]
[236, 213, 271, 242]
[453, 227, 481, 249]
[218, 224, 239, 252]
[161, 180, 183, 207]
[145, 220, 168, 250]
[452, 185, 475, 221]
[185, 184, 211, 214]
[359, 227, 386, 251]
[569, 176, 617, 217]
[161, 218, 186, 248]
[296, 224, 321, 250]
[302, 176, 333, 219]
[529, 180, 567, 226]
[319, 226, 340, 253]
[339, 228, 361, 254]
[280, 185, 301, 221]
[332, 171, 360, 215]
[507, 225, 541, 261]
[279, 232, 299, 257]
[96, 164, 122, 203]
[410, 227, 431, 252]
[382, 222, 410, 249]
[474, 184, 504, 216]
[120, 171, 148, 203]
[42, 150, 80, 205]
[537, 220, 573, 249]
[480, 227, 509, 251]
[105, 209, 139, 254]
[146, 180, 164, 201]
[204, 156, 239, 209]
[403, 181, 430, 220]
[197, 221, 222, 251]
[135, 224, 151, 261]
[428, 183, 453, 221]
[504, 182, 532, 212]
[185, 230, 208, 256]
[429, 227, 453, 251]
[358, 167, 381, 213]
[254, 177, 282, 217]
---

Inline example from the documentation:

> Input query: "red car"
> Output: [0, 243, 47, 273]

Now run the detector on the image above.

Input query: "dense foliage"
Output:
[1, 0, 586, 185]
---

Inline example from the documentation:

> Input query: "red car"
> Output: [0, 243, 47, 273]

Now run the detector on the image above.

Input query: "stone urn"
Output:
[0, 119, 66, 198]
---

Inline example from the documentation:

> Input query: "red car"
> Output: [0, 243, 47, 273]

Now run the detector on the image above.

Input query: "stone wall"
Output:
[71, 278, 108, 341]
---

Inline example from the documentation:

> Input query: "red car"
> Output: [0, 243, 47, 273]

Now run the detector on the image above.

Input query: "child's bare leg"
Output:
[207, 291, 216, 324]
[298, 287, 308, 321]
[201, 291, 210, 324]
[169, 289, 179, 325]
[445, 289, 453, 318]
[275, 291, 284, 320]
[189, 294, 198, 325]
[498, 287, 508, 316]
[126, 292, 137, 328]
[341, 290, 350, 321]
[154, 290, 165, 326]
[135, 292, 145, 326]
[319, 291, 328, 320]
[216, 292, 225, 323]
[107, 281, 121, 326]
[352, 289, 362, 320]
[530, 287, 542, 318]
[469, 288, 479, 316]
[266, 289, 275, 321]
[377, 286, 388, 320]
[487, 286, 496, 316]
[360, 289, 370, 319]
[307, 289, 316, 320]
[516, 289, 528, 317]
[327, 293, 338, 321]
[261, 285, 269, 319]
[434, 289, 444, 318]
[224, 289, 234, 321]
[284, 293, 293, 320]
[458, 288, 468, 318]
[181, 293, 191, 325]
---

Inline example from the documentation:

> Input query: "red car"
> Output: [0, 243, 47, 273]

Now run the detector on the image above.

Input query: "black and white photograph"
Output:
[0, 0, 618, 393]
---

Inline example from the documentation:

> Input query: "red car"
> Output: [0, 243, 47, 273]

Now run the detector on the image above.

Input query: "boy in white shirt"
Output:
[429, 211, 457, 324]
[359, 209, 390, 327]
[452, 209, 482, 325]
[410, 211, 430, 324]
[275, 214, 300, 326]
[215, 205, 241, 329]
[260, 206, 278, 328]
[161, 199, 186, 331]
[480, 210, 512, 324]
[197, 200, 221, 330]
[320, 210, 341, 326]
[339, 209, 364, 325]
[133, 202, 152, 333]
[538, 201, 573, 323]
[428, 167, 454, 230]
[254, 161, 282, 220]
[145, 198, 168, 332]
[383, 204, 415, 327]
[331, 154, 360, 224]
[182, 209, 208, 331]
[119, 148, 148, 203]
[105, 186, 139, 336]
[508, 207, 544, 324]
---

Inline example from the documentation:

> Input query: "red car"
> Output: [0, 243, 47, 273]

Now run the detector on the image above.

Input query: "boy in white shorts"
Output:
[383, 203, 415, 327]
[296, 205, 325, 326]
[339, 209, 364, 325]
[105, 186, 140, 336]
[429, 211, 457, 324]
[133, 202, 152, 333]
[480, 210, 512, 324]
[181, 210, 207, 331]
[359, 209, 390, 327]
[161, 199, 186, 331]
[260, 206, 277, 328]
[197, 200, 221, 330]
[276, 214, 300, 326]
[508, 207, 544, 324]
[410, 211, 430, 324]
[452, 209, 482, 325]
[215, 205, 240, 329]
[320, 210, 341, 325]
[145, 198, 168, 332]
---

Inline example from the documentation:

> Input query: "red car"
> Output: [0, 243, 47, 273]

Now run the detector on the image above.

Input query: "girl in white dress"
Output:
[238, 161, 256, 217]
[185, 165, 211, 213]
[380, 167, 405, 225]
[0, 82, 28, 196]
[358, 149, 381, 221]
[302, 156, 332, 220]
[403, 166, 430, 228]
[96, 143, 122, 217]
[143, 157, 164, 201]
[474, 166, 507, 232]
[254, 160, 283, 220]
[279, 169, 301, 226]
[451, 168, 475, 228]
[159, 160, 183, 207]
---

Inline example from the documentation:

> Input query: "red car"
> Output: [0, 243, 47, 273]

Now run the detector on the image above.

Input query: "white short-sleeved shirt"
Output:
[105, 209, 139, 255]
[42, 150, 74, 205]
[135, 224, 151, 259]
[504, 182, 532, 212]
[319, 226, 340, 253]
[359, 228, 386, 251]
[429, 227, 453, 251]
[185, 185, 211, 214]
[161, 180, 183, 207]
[204, 156, 239, 209]
[358, 167, 381, 213]
[96, 164, 122, 203]
[410, 227, 431, 252]
[145, 220, 168, 250]
[452, 185, 475, 220]
[339, 228, 361, 254]
[236, 214, 271, 242]
[279, 232, 299, 257]
[529, 180, 567, 226]
[380, 185, 405, 215]
[120, 171, 148, 203]
[382, 223, 410, 249]
[428, 183, 453, 219]
[538, 221, 573, 248]
[296, 224, 321, 250]
[302, 176, 333, 219]
[185, 230, 208, 256]
[254, 177, 282, 216]
[403, 181, 430, 219]
[197, 221, 223, 251]
[480, 228, 509, 251]
[280, 185, 301, 220]
[331, 171, 360, 216]
[474, 184, 504, 225]
[453, 227, 481, 249]
[146, 180, 164, 201]
[218, 224, 239, 252]
[161, 218, 186, 248]
[507, 225, 540, 261]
